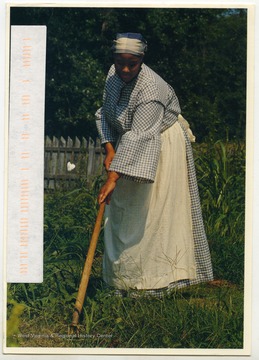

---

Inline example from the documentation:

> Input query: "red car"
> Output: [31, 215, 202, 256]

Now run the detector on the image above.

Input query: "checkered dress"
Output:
[96, 64, 181, 183]
[96, 63, 213, 297]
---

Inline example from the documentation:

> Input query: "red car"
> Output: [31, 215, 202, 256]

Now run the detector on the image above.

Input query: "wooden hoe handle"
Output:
[70, 202, 105, 329]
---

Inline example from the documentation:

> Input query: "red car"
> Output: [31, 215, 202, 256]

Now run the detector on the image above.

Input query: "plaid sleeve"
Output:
[95, 66, 119, 144]
[95, 107, 118, 144]
[109, 100, 164, 183]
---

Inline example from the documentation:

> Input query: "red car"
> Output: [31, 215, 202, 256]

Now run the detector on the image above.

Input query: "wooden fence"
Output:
[44, 136, 105, 190]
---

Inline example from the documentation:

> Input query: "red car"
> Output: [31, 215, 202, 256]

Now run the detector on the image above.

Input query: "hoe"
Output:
[69, 202, 105, 335]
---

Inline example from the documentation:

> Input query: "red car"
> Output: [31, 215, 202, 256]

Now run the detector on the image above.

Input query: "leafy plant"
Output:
[11, 7, 247, 142]
[6, 290, 26, 347]
[6, 143, 245, 349]
[194, 141, 245, 284]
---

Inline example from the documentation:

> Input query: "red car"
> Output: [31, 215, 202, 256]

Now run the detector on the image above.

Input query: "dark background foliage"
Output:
[11, 7, 247, 142]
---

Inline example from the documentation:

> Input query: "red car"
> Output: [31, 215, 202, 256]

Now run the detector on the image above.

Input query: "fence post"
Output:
[44, 136, 52, 189]
[44, 136, 104, 190]
[87, 137, 95, 181]
[59, 136, 66, 178]
[95, 138, 104, 175]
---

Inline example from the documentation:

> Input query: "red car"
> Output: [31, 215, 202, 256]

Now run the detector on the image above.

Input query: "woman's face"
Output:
[114, 53, 143, 83]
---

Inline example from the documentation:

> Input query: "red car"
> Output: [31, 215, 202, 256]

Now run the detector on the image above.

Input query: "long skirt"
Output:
[103, 120, 213, 293]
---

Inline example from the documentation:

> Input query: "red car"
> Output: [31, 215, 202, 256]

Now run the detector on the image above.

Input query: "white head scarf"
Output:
[112, 33, 147, 56]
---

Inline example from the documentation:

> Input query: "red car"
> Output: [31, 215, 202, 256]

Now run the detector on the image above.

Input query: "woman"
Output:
[96, 32, 213, 296]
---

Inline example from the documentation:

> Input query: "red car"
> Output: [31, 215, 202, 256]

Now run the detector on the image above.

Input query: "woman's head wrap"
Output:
[112, 32, 147, 56]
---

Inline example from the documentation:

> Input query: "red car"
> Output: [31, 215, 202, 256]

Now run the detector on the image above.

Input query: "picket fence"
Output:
[44, 136, 105, 190]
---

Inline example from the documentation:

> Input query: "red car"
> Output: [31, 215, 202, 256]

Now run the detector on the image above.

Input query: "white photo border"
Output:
[1, 1, 257, 358]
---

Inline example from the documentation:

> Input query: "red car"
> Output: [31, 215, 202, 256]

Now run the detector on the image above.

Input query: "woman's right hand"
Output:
[103, 143, 116, 171]
[103, 153, 115, 171]
[98, 171, 120, 204]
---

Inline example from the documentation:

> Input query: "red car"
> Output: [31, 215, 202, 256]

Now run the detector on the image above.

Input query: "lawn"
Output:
[6, 140, 246, 349]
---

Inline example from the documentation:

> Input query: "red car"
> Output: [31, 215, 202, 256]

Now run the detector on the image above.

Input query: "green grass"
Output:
[7, 283, 243, 349]
[6, 141, 246, 349]
[193, 141, 245, 285]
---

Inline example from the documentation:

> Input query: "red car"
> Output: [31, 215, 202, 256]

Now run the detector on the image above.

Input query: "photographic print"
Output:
[3, 2, 254, 356]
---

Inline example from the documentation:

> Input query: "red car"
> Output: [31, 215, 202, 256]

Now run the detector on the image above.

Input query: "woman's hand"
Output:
[103, 153, 115, 171]
[98, 171, 120, 204]
[103, 142, 116, 171]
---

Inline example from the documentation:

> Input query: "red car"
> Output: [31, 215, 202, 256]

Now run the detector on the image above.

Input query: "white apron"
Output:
[103, 121, 197, 290]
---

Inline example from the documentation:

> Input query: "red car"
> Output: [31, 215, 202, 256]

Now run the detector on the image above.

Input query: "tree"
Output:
[10, 7, 247, 142]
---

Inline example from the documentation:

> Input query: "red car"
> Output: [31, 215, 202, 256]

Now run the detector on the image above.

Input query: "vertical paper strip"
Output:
[7, 26, 47, 283]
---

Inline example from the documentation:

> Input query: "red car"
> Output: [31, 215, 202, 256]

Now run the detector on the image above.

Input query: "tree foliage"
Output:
[10, 7, 247, 141]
